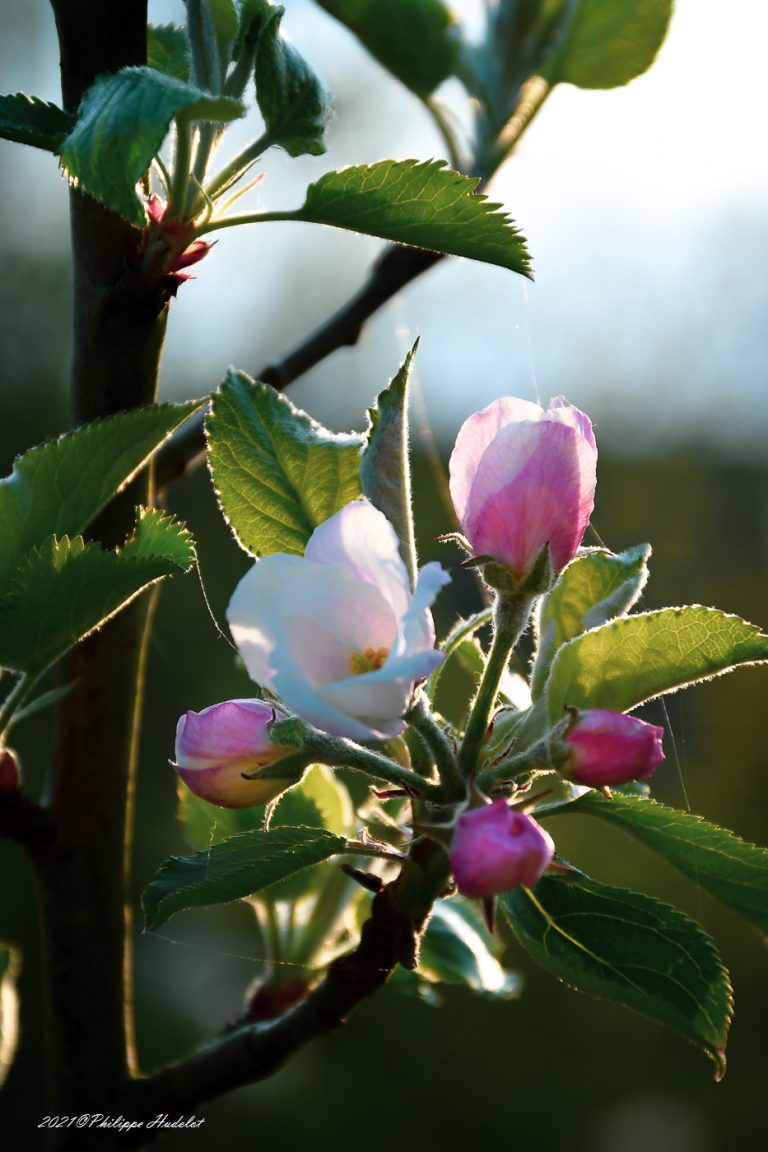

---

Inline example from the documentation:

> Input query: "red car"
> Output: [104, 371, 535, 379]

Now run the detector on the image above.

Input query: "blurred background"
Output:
[1, 1, 766, 1148]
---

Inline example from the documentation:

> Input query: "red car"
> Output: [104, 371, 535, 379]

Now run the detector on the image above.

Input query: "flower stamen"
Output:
[349, 646, 390, 675]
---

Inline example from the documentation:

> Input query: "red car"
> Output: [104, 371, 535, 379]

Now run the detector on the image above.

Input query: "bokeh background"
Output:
[1, 1, 767, 1148]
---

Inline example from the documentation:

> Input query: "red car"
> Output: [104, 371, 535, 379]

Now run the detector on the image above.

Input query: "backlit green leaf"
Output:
[419, 899, 520, 998]
[0, 400, 204, 592]
[207, 371, 363, 556]
[142, 824, 349, 929]
[557, 790, 768, 936]
[316, 0, 458, 97]
[254, 1, 331, 156]
[147, 24, 191, 82]
[531, 545, 651, 698]
[0, 510, 194, 676]
[543, 0, 673, 90]
[59, 67, 244, 224]
[545, 607, 768, 722]
[0, 92, 73, 152]
[502, 869, 731, 1076]
[289, 159, 532, 277]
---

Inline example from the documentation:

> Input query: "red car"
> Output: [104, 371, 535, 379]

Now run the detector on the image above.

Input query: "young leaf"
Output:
[502, 869, 731, 1076]
[0, 93, 73, 153]
[531, 545, 651, 699]
[427, 608, 492, 703]
[543, 0, 673, 90]
[59, 67, 244, 225]
[206, 370, 363, 557]
[147, 24, 191, 83]
[142, 825, 349, 930]
[559, 790, 768, 936]
[287, 159, 532, 277]
[254, 1, 331, 157]
[315, 0, 459, 98]
[0, 510, 194, 677]
[545, 607, 768, 722]
[419, 899, 520, 999]
[360, 343, 418, 584]
[0, 944, 21, 1089]
[0, 399, 204, 592]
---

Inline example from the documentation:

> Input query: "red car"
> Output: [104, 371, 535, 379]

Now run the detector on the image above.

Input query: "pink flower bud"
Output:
[562, 709, 665, 787]
[0, 747, 20, 793]
[449, 397, 597, 580]
[449, 798, 554, 898]
[173, 699, 298, 808]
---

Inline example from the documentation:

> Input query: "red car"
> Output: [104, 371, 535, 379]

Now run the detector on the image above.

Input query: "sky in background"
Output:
[1, 0, 767, 456]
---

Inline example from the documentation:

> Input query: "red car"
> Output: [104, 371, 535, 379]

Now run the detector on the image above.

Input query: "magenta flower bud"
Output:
[449, 798, 555, 898]
[562, 709, 665, 787]
[0, 747, 20, 793]
[173, 699, 299, 808]
[449, 396, 598, 581]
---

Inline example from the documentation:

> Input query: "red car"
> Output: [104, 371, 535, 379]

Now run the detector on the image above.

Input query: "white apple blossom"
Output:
[226, 501, 450, 741]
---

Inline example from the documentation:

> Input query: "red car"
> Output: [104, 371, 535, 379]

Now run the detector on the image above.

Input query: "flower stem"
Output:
[458, 593, 534, 778]
[306, 732, 440, 799]
[0, 671, 40, 743]
[406, 696, 464, 801]
[203, 131, 274, 205]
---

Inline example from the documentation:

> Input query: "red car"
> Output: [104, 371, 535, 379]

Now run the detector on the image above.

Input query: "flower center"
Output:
[349, 646, 390, 675]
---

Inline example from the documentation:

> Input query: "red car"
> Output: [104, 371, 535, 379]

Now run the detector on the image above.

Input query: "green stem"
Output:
[197, 207, 295, 234]
[0, 671, 41, 742]
[169, 120, 195, 218]
[406, 696, 464, 801]
[425, 97, 464, 172]
[458, 594, 534, 777]
[306, 732, 441, 799]
[203, 130, 275, 204]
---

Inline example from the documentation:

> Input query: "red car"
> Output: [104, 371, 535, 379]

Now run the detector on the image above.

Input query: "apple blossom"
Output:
[449, 396, 597, 581]
[449, 798, 554, 898]
[561, 709, 665, 788]
[226, 501, 450, 742]
[173, 699, 300, 808]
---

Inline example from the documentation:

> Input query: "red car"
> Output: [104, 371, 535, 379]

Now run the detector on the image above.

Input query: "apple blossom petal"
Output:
[449, 397, 544, 523]
[548, 396, 597, 449]
[304, 499, 410, 619]
[396, 561, 451, 657]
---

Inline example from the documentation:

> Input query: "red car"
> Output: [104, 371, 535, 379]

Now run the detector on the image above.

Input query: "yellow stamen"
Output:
[349, 646, 390, 675]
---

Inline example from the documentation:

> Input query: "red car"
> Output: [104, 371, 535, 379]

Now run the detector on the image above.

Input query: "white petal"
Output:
[396, 561, 451, 657]
[305, 500, 411, 620]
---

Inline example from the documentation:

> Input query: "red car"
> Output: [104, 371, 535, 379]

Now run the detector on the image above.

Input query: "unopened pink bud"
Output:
[562, 709, 665, 787]
[449, 798, 554, 898]
[0, 747, 20, 792]
[449, 396, 597, 580]
[173, 699, 299, 808]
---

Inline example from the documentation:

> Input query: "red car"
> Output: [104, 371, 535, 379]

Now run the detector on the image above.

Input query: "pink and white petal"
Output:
[449, 397, 543, 523]
[394, 561, 451, 657]
[175, 699, 275, 766]
[305, 501, 411, 619]
[547, 398, 597, 451]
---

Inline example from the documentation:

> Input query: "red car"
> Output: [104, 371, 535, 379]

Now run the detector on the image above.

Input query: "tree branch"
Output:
[129, 838, 449, 1128]
[155, 245, 442, 489]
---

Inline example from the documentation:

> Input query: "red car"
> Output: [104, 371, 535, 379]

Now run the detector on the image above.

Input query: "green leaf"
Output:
[254, 1, 331, 157]
[0, 943, 20, 1089]
[419, 899, 520, 998]
[0, 399, 204, 592]
[0, 510, 195, 676]
[545, 607, 768, 722]
[543, 0, 673, 90]
[360, 343, 418, 584]
[290, 159, 532, 277]
[427, 608, 491, 703]
[147, 25, 191, 83]
[207, 370, 363, 557]
[316, 0, 459, 97]
[142, 824, 349, 929]
[59, 67, 244, 224]
[179, 764, 352, 847]
[531, 545, 651, 698]
[502, 869, 731, 1076]
[559, 791, 768, 936]
[0, 92, 73, 152]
